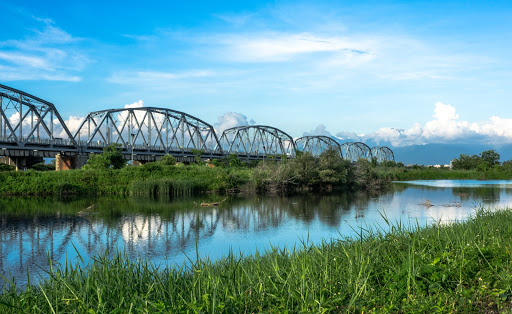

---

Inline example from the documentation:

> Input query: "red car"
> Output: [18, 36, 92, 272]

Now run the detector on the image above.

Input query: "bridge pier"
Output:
[55, 154, 88, 171]
[0, 156, 43, 171]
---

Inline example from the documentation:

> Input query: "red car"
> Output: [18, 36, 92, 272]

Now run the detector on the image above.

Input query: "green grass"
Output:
[378, 167, 512, 181]
[0, 158, 388, 196]
[2, 208, 512, 312]
[0, 164, 252, 196]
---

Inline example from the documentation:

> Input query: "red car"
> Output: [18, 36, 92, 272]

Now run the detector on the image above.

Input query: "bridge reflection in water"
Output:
[3, 184, 511, 286]
[0, 193, 377, 285]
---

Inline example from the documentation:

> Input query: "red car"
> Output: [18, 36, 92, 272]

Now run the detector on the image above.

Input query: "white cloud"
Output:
[53, 116, 85, 138]
[471, 116, 512, 138]
[63, 116, 85, 135]
[302, 124, 334, 137]
[124, 100, 144, 109]
[219, 32, 374, 63]
[0, 52, 48, 68]
[114, 100, 146, 129]
[0, 17, 87, 82]
[299, 102, 512, 147]
[432, 102, 458, 121]
[214, 112, 255, 134]
[359, 102, 512, 146]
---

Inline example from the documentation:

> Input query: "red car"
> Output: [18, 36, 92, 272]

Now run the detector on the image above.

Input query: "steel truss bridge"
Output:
[0, 84, 394, 169]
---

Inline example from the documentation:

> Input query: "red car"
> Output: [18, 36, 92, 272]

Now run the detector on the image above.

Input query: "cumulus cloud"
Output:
[302, 124, 368, 144]
[50, 100, 147, 140]
[124, 100, 144, 109]
[4, 111, 75, 140]
[356, 102, 512, 146]
[58, 116, 85, 138]
[214, 112, 256, 134]
[305, 102, 512, 147]
[334, 131, 365, 143]
[302, 124, 334, 137]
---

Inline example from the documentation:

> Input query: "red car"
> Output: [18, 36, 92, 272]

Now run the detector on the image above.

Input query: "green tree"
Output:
[452, 150, 500, 171]
[158, 154, 176, 166]
[191, 149, 204, 164]
[84, 144, 126, 170]
[480, 150, 500, 167]
[317, 148, 348, 185]
[227, 154, 243, 167]
[502, 160, 512, 171]
[103, 144, 126, 169]
[451, 154, 479, 170]
[290, 152, 318, 187]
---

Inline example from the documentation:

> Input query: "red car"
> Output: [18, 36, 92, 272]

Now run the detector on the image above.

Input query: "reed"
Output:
[129, 178, 202, 197]
[2, 208, 511, 312]
[378, 167, 512, 181]
[0, 156, 389, 196]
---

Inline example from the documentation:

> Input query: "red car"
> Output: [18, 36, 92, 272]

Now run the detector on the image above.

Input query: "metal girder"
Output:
[340, 142, 373, 162]
[218, 125, 296, 158]
[0, 84, 77, 148]
[371, 146, 395, 163]
[295, 135, 343, 158]
[74, 107, 222, 155]
[0, 84, 396, 164]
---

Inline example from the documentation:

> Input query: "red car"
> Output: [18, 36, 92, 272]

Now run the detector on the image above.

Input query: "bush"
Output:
[83, 144, 126, 170]
[0, 163, 15, 171]
[158, 154, 176, 166]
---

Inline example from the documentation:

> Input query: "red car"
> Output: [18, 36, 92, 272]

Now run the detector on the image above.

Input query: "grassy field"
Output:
[1, 208, 511, 312]
[0, 164, 252, 196]
[378, 167, 512, 181]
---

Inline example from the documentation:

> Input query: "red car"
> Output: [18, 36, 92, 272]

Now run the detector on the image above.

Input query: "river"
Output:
[2, 180, 512, 286]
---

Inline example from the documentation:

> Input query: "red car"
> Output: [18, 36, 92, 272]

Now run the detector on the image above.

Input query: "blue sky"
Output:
[1, 0, 512, 146]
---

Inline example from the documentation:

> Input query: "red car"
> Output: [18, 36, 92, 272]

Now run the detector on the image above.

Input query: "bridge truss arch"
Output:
[74, 107, 222, 156]
[218, 125, 296, 159]
[0, 84, 77, 149]
[340, 142, 373, 162]
[295, 136, 343, 158]
[371, 146, 395, 163]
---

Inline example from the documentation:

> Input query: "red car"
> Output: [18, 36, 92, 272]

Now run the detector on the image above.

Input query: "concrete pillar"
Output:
[55, 154, 88, 171]
[74, 154, 88, 169]
[56, 155, 73, 171]
[0, 156, 17, 170]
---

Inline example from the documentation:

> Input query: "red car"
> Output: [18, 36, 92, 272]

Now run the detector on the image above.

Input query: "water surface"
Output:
[2, 180, 512, 286]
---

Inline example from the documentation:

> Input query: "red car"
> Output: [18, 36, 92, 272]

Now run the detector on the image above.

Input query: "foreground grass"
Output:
[1, 209, 512, 312]
[378, 167, 512, 181]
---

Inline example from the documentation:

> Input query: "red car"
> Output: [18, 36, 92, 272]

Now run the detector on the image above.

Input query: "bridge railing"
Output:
[76, 140, 220, 155]
[0, 136, 75, 147]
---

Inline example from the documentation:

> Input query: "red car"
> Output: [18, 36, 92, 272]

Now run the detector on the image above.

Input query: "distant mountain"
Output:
[392, 144, 512, 165]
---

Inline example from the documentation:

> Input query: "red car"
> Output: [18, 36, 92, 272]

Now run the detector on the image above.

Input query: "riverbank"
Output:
[0, 153, 389, 196]
[1, 208, 511, 312]
[378, 167, 512, 181]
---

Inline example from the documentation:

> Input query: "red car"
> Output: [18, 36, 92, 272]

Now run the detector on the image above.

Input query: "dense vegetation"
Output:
[378, 165, 512, 181]
[451, 150, 504, 171]
[376, 150, 512, 181]
[0, 146, 388, 196]
[1, 208, 511, 312]
[5, 148, 512, 196]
